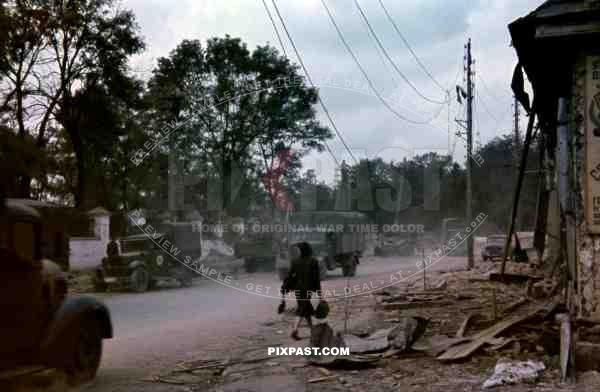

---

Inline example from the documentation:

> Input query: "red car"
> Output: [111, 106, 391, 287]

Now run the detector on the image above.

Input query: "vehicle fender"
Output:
[40, 295, 113, 368]
[128, 259, 146, 270]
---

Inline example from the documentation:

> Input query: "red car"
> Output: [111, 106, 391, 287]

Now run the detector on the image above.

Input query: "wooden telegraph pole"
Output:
[466, 38, 474, 269]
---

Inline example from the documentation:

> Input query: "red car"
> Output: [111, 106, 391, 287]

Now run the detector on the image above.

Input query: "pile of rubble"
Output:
[148, 262, 600, 391]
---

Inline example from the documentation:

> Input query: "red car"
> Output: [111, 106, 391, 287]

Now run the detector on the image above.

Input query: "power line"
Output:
[476, 88, 501, 124]
[262, 0, 340, 167]
[319, 0, 441, 125]
[377, 0, 447, 93]
[270, 0, 353, 165]
[354, 0, 448, 105]
[260, 0, 345, 167]
[260, 0, 287, 58]
[477, 73, 505, 105]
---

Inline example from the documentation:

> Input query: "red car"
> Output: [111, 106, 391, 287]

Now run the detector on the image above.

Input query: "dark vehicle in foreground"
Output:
[94, 222, 200, 292]
[276, 211, 369, 280]
[0, 199, 112, 385]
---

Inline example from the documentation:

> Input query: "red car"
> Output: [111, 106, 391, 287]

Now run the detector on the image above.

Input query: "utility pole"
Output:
[513, 96, 521, 232]
[466, 38, 474, 269]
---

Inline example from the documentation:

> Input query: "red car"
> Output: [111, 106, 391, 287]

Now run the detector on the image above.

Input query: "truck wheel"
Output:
[67, 318, 103, 384]
[130, 267, 150, 292]
[244, 257, 257, 273]
[342, 260, 357, 277]
[93, 270, 107, 293]
[179, 274, 193, 287]
[319, 259, 328, 281]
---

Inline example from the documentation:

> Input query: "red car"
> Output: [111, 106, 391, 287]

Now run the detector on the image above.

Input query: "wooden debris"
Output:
[574, 341, 600, 372]
[316, 367, 332, 376]
[412, 335, 469, 357]
[431, 278, 448, 290]
[382, 349, 401, 358]
[503, 297, 528, 315]
[437, 304, 545, 361]
[492, 287, 498, 321]
[308, 375, 337, 383]
[388, 317, 428, 351]
[456, 313, 474, 338]
[171, 361, 228, 373]
[381, 299, 453, 310]
[489, 338, 516, 351]
[576, 317, 600, 325]
[557, 313, 575, 383]
[144, 376, 186, 385]
[490, 273, 543, 284]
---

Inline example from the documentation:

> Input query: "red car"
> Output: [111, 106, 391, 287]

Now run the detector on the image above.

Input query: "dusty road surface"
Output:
[82, 255, 467, 392]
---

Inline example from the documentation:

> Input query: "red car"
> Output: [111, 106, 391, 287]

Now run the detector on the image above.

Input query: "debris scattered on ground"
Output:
[437, 303, 547, 361]
[456, 313, 475, 338]
[482, 359, 545, 389]
[388, 317, 428, 351]
[307, 375, 337, 383]
[342, 328, 390, 354]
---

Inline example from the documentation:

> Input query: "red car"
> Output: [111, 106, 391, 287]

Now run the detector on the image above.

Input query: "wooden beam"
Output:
[437, 304, 545, 361]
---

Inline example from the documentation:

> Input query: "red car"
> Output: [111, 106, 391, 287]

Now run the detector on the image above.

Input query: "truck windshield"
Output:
[171, 226, 201, 252]
[121, 239, 146, 253]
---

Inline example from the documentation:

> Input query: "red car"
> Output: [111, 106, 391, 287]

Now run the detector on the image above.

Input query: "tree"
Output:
[144, 37, 332, 216]
[472, 134, 540, 232]
[56, 75, 144, 208]
[0, 0, 144, 199]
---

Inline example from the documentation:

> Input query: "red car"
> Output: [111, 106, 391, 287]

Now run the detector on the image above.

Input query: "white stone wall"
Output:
[69, 213, 110, 271]
[69, 237, 108, 270]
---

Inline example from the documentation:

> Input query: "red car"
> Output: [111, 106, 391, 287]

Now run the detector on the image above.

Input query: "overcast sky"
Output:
[123, 0, 544, 183]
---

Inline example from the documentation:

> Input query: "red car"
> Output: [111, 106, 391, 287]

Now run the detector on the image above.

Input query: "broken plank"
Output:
[456, 314, 475, 338]
[489, 338, 515, 351]
[490, 273, 543, 284]
[437, 303, 545, 361]
[171, 362, 228, 373]
[381, 300, 453, 310]
[503, 297, 528, 315]
[308, 375, 337, 383]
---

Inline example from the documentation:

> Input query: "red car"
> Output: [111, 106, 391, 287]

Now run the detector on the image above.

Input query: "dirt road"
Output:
[82, 256, 467, 392]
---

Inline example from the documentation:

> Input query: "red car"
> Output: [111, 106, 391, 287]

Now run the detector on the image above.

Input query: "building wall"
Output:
[575, 53, 600, 319]
[69, 214, 110, 271]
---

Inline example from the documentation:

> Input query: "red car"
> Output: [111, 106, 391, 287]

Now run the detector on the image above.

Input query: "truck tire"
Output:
[130, 267, 150, 292]
[93, 270, 107, 292]
[67, 317, 103, 384]
[342, 260, 357, 277]
[244, 257, 257, 273]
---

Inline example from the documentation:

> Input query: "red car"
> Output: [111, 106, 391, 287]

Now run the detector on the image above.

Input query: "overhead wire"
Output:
[261, 0, 287, 58]
[270, 0, 354, 165]
[377, 0, 447, 93]
[319, 0, 443, 125]
[354, 0, 448, 105]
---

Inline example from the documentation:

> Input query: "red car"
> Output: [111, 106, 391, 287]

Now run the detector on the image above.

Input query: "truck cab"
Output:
[0, 199, 112, 385]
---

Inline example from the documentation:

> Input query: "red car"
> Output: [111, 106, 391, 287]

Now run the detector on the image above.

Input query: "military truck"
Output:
[235, 229, 280, 273]
[94, 221, 201, 292]
[276, 211, 369, 280]
[0, 199, 112, 384]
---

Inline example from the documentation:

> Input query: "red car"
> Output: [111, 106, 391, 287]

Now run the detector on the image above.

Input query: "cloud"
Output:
[123, 0, 546, 182]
